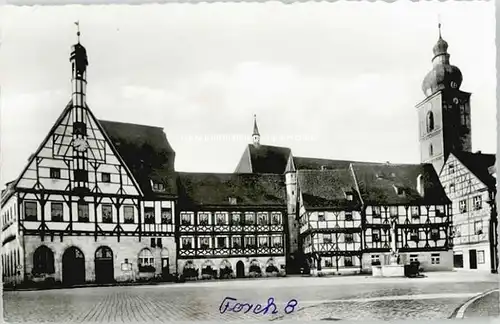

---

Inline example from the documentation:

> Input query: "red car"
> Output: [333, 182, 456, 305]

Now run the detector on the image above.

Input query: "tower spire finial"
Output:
[438, 14, 442, 39]
[75, 21, 81, 43]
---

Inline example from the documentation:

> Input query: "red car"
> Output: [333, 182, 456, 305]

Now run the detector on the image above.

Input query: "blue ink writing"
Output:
[219, 297, 298, 315]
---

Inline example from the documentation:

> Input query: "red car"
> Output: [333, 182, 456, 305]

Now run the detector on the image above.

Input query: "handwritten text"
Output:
[219, 297, 298, 315]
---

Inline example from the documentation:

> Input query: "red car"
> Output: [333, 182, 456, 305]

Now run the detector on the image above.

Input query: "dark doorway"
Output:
[95, 246, 114, 284]
[236, 260, 245, 278]
[469, 249, 477, 269]
[161, 258, 170, 279]
[453, 254, 464, 268]
[62, 247, 86, 285]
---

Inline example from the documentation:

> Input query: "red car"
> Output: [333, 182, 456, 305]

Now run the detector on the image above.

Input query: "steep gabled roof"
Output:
[297, 169, 362, 210]
[234, 144, 292, 174]
[351, 163, 450, 206]
[99, 120, 177, 198]
[176, 172, 286, 208]
[453, 151, 496, 190]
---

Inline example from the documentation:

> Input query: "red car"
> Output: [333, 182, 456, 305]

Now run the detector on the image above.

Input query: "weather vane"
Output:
[75, 21, 81, 43]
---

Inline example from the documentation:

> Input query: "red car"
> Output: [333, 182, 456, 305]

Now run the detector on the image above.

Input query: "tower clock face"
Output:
[73, 138, 89, 152]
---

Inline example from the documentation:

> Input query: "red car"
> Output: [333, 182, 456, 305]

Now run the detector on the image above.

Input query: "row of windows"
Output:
[23, 201, 173, 224]
[369, 206, 445, 217]
[458, 196, 483, 213]
[49, 168, 112, 183]
[453, 220, 484, 237]
[180, 211, 282, 226]
[180, 235, 283, 249]
[2, 205, 17, 227]
[323, 256, 355, 268]
[312, 228, 442, 244]
[2, 250, 21, 278]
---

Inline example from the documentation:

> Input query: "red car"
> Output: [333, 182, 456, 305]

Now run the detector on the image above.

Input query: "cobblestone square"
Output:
[3, 272, 499, 323]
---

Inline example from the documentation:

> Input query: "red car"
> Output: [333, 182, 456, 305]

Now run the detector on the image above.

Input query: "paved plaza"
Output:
[3, 272, 499, 323]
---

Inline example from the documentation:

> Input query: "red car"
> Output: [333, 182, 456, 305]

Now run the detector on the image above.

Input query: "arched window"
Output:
[33, 246, 55, 275]
[138, 248, 154, 266]
[429, 144, 434, 156]
[426, 111, 435, 133]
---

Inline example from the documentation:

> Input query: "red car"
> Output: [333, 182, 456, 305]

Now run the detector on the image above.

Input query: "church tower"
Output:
[252, 114, 261, 146]
[416, 24, 472, 174]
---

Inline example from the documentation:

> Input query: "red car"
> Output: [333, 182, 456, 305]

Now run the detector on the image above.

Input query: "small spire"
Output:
[75, 21, 81, 43]
[252, 114, 260, 136]
[437, 14, 442, 39]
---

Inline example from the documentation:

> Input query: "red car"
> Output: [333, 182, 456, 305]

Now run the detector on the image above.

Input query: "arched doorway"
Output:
[32, 245, 55, 276]
[236, 260, 245, 278]
[62, 247, 85, 285]
[94, 246, 114, 284]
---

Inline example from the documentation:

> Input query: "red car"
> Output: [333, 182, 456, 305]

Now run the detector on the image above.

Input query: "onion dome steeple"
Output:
[421, 23, 463, 97]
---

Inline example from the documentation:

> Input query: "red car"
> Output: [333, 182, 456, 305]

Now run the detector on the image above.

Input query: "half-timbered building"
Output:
[351, 163, 453, 271]
[1, 35, 178, 286]
[439, 151, 497, 272]
[175, 172, 287, 279]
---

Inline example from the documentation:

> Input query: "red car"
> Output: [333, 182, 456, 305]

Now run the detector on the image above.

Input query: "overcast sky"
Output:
[0, 1, 496, 185]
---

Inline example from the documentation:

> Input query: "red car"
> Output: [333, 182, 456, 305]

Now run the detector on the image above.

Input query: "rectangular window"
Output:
[157, 238, 162, 248]
[344, 256, 353, 267]
[474, 221, 483, 235]
[372, 206, 381, 218]
[231, 212, 241, 226]
[73, 121, 87, 136]
[411, 206, 419, 218]
[389, 206, 398, 216]
[123, 206, 134, 224]
[323, 234, 332, 244]
[459, 200, 467, 213]
[435, 206, 445, 217]
[272, 236, 283, 248]
[228, 197, 237, 205]
[232, 236, 242, 249]
[50, 202, 63, 221]
[473, 196, 482, 210]
[198, 212, 210, 225]
[410, 229, 419, 241]
[409, 254, 419, 262]
[215, 212, 227, 225]
[271, 212, 281, 225]
[244, 236, 256, 249]
[50, 168, 61, 179]
[181, 212, 192, 226]
[78, 202, 89, 222]
[431, 228, 440, 240]
[24, 201, 37, 221]
[144, 207, 155, 224]
[74, 169, 88, 182]
[450, 183, 455, 192]
[258, 236, 269, 247]
[257, 212, 269, 225]
[181, 237, 192, 249]
[448, 164, 455, 174]
[199, 237, 210, 249]
[431, 253, 440, 265]
[477, 250, 485, 264]
[244, 212, 255, 225]
[150, 238, 156, 248]
[217, 237, 227, 248]
[101, 172, 111, 183]
[345, 233, 354, 243]
[324, 257, 333, 268]
[161, 208, 172, 224]
[345, 211, 353, 221]
[372, 229, 381, 242]
[371, 254, 380, 265]
[318, 212, 325, 222]
[102, 204, 112, 223]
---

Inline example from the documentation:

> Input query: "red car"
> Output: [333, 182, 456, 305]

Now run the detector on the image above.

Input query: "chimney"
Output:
[476, 150, 482, 154]
[416, 174, 424, 196]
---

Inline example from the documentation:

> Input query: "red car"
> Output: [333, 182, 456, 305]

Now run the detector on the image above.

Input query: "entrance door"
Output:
[236, 261, 245, 278]
[62, 247, 86, 285]
[161, 258, 170, 280]
[95, 246, 114, 284]
[469, 249, 478, 269]
[453, 254, 464, 268]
